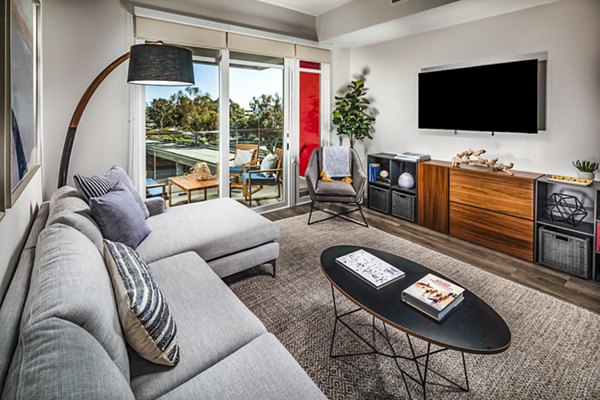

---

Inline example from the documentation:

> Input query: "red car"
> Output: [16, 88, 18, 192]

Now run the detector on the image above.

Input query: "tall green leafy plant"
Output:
[332, 79, 376, 149]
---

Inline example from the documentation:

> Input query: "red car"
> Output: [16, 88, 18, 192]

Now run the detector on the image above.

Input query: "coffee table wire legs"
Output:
[328, 284, 470, 399]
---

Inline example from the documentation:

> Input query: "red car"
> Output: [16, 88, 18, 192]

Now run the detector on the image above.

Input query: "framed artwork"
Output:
[0, 0, 39, 213]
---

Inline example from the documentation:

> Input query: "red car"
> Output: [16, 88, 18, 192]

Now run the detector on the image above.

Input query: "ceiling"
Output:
[256, 0, 354, 16]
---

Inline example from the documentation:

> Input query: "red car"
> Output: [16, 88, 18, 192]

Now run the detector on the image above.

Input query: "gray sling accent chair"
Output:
[305, 147, 368, 227]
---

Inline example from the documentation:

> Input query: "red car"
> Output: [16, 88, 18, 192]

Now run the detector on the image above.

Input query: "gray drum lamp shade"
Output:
[127, 44, 194, 86]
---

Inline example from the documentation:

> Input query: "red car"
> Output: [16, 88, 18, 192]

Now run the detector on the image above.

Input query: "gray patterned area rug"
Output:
[226, 213, 600, 400]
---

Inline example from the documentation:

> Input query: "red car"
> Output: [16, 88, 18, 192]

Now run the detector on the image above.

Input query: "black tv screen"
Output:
[418, 59, 539, 133]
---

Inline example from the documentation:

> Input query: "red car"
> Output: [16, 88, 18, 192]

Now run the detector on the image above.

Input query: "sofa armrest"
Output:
[145, 197, 166, 217]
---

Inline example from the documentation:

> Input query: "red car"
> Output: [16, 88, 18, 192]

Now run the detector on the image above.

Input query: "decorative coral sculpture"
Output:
[451, 148, 514, 175]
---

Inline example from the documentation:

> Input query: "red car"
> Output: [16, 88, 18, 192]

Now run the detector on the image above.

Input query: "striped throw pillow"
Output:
[103, 240, 180, 366]
[74, 166, 149, 218]
[73, 174, 115, 201]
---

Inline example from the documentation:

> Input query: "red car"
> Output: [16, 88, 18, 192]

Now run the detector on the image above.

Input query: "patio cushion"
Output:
[241, 172, 276, 184]
[136, 198, 279, 264]
[130, 252, 266, 400]
[315, 180, 356, 197]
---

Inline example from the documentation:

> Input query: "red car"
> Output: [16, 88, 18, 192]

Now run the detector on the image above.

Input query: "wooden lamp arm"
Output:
[58, 51, 130, 188]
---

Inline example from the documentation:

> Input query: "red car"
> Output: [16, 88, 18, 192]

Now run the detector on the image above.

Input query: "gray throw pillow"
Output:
[260, 153, 279, 177]
[74, 165, 150, 218]
[103, 240, 180, 366]
[90, 181, 151, 248]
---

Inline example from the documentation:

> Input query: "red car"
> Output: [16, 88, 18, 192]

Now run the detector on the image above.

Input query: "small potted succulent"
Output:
[572, 160, 598, 180]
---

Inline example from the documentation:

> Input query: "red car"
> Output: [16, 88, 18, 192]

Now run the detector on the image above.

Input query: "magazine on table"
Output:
[402, 273, 465, 321]
[335, 249, 405, 289]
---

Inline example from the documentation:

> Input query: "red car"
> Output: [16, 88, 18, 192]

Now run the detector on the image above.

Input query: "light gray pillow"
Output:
[233, 149, 254, 167]
[90, 181, 151, 248]
[260, 153, 279, 177]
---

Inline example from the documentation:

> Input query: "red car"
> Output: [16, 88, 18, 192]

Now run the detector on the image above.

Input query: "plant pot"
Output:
[578, 171, 595, 180]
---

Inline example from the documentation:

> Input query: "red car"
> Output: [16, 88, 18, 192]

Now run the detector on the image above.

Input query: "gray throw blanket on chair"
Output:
[323, 146, 351, 178]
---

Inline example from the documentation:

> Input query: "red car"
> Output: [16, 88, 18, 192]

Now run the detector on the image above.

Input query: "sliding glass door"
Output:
[228, 52, 286, 209]
[145, 48, 220, 205]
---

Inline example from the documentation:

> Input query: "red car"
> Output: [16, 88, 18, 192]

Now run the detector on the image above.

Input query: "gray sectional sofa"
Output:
[0, 187, 326, 399]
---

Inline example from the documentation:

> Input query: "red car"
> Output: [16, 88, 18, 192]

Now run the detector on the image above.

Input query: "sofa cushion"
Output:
[104, 240, 179, 366]
[129, 252, 267, 400]
[136, 198, 279, 264]
[2, 317, 134, 400]
[46, 186, 103, 251]
[74, 165, 150, 218]
[19, 223, 130, 380]
[47, 186, 90, 224]
[90, 181, 151, 248]
[158, 333, 326, 400]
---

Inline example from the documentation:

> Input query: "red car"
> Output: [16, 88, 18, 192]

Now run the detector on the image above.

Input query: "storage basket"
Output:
[538, 227, 591, 279]
[368, 185, 389, 214]
[391, 191, 415, 222]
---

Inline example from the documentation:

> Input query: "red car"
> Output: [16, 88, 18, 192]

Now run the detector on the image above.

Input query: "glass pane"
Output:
[230, 51, 284, 66]
[299, 61, 321, 70]
[229, 56, 284, 208]
[298, 69, 321, 199]
[145, 60, 219, 206]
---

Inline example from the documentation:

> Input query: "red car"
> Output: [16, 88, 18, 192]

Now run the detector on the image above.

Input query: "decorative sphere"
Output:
[398, 172, 415, 189]
[380, 170, 389, 179]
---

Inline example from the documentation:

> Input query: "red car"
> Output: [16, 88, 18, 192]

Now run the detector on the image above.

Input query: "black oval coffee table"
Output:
[321, 245, 511, 399]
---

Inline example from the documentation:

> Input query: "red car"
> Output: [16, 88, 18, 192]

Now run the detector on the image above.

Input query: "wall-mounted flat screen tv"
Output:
[418, 59, 539, 134]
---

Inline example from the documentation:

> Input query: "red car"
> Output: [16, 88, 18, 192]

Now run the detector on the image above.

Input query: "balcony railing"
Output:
[146, 128, 283, 181]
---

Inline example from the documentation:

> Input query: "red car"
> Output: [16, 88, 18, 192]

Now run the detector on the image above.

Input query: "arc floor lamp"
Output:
[57, 42, 194, 188]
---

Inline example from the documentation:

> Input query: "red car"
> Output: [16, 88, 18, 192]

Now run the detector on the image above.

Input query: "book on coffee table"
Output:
[335, 249, 405, 289]
[402, 273, 465, 321]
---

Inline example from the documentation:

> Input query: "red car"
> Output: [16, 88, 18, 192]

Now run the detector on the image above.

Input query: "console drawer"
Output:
[450, 168, 535, 219]
[450, 202, 534, 261]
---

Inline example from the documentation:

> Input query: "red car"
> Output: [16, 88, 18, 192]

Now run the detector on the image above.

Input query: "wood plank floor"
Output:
[265, 204, 600, 314]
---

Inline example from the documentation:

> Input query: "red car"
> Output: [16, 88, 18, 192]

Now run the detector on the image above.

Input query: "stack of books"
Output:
[395, 152, 431, 162]
[401, 273, 465, 321]
[336, 249, 405, 289]
[368, 163, 381, 183]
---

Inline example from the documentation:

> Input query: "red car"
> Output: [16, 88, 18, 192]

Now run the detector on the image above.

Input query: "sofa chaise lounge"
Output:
[0, 187, 325, 399]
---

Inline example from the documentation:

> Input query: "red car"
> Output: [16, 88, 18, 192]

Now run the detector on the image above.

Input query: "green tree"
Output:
[146, 98, 175, 130]
[248, 94, 283, 129]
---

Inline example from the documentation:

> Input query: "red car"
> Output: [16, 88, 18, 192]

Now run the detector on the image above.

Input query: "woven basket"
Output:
[538, 227, 590, 279]
[190, 162, 215, 181]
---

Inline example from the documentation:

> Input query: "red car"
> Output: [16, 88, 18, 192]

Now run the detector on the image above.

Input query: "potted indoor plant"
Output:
[332, 79, 376, 149]
[572, 160, 598, 180]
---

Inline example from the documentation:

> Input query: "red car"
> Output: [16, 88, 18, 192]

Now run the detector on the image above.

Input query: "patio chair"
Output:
[305, 147, 368, 227]
[241, 148, 283, 207]
[146, 177, 167, 200]
[230, 143, 260, 189]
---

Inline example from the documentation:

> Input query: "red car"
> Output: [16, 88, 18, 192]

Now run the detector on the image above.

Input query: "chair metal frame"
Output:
[305, 147, 369, 227]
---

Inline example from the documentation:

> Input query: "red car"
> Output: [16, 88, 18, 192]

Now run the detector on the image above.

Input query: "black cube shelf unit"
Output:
[535, 176, 600, 282]
[367, 153, 418, 223]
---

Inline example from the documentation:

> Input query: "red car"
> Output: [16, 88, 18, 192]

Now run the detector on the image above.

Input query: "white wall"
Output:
[0, 170, 42, 300]
[349, 0, 600, 176]
[42, 0, 133, 200]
